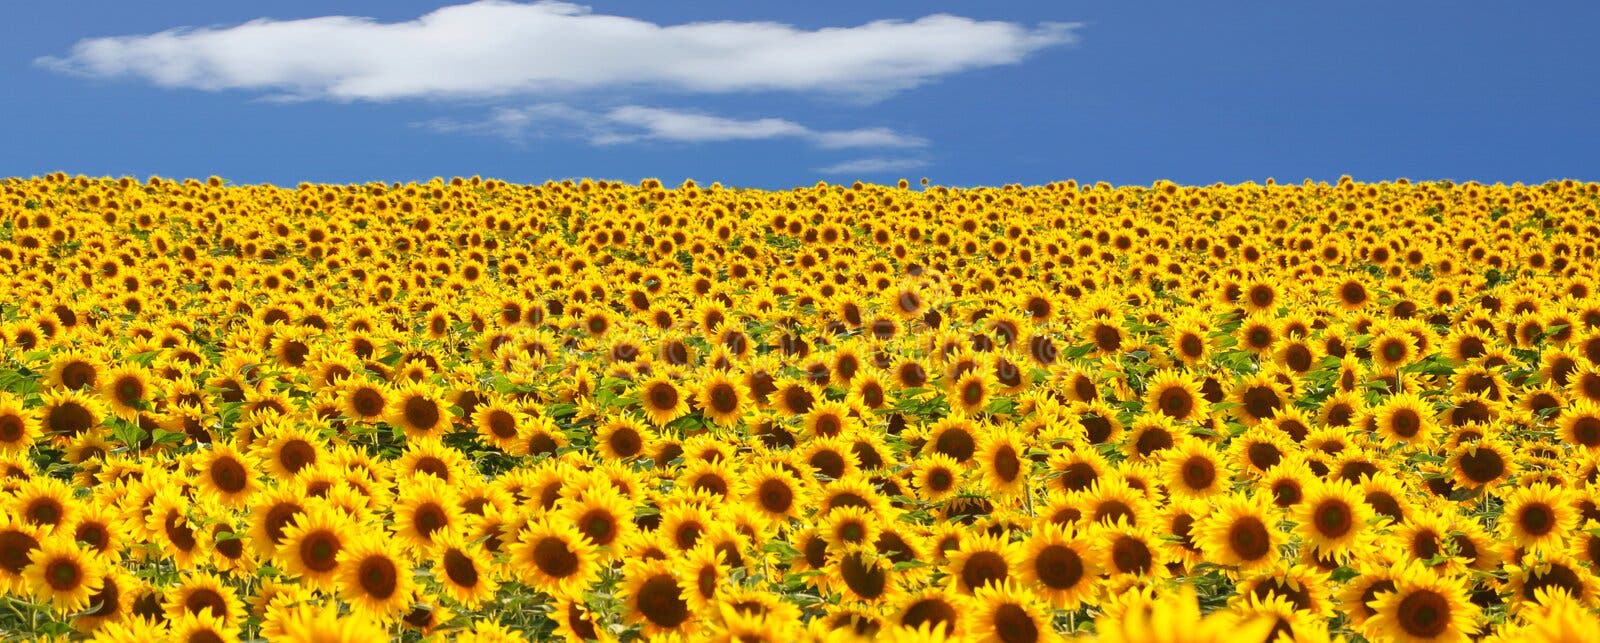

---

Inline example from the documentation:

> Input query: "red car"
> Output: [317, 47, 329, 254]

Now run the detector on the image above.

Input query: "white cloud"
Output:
[815, 157, 930, 175]
[37, 1, 1076, 102]
[422, 104, 926, 149]
[601, 106, 811, 144]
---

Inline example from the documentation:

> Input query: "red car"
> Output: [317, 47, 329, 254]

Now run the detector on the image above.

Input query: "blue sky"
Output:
[3, 1, 1597, 187]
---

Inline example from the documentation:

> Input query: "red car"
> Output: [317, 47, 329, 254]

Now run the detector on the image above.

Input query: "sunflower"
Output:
[950, 369, 997, 415]
[246, 485, 307, 559]
[271, 603, 388, 643]
[1364, 561, 1479, 643]
[145, 487, 205, 569]
[23, 538, 102, 613]
[622, 558, 695, 637]
[1237, 313, 1278, 355]
[388, 382, 450, 440]
[1370, 329, 1420, 374]
[913, 453, 964, 503]
[39, 389, 105, 438]
[1082, 478, 1155, 529]
[395, 436, 468, 484]
[1229, 430, 1288, 476]
[256, 421, 323, 480]
[1559, 399, 1600, 449]
[551, 597, 610, 643]
[1060, 370, 1105, 406]
[1235, 563, 1333, 618]
[974, 425, 1029, 497]
[1232, 374, 1286, 426]
[850, 369, 892, 411]
[1124, 413, 1179, 462]
[1359, 473, 1412, 525]
[1145, 369, 1210, 422]
[871, 524, 929, 581]
[1160, 440, 1230, 499]
[11, 476, 76, 536]
[813, 505, 875, 550]
[468, 398, 521, 451]
[695, 371, 748, 427]
[826, 545, 900, 606]
[73, 564, 134, 632]
[1097, 521, 1169, 580]
[399, 595, 453, 636]
[1018, 523, 1098, 609]
[1273, 336, 1321, 374]
[168, 608, 238, 643]
[1444, 325, 1494, 363]
[682, 457, 743, 503]
[659, 499, 717, 553]
[1506, 550, 1600, 610]
[99, 364, 155, 418]
[1445, 517, 1502, 575]
[512, 414, 567, 459]
[1234, 591, 1320, 643]
[46, 350, 104, 391]
[1082, 317, 1128, 356]
[435, 531, 496, 611]
[1445, 438, 1514, 489]
[342, 379, 389, 424]
[1041, 448, 1100, 494]
[511, 519, 600, 598]
[893, 588, 968, 638]
[1168, 317, 1213, 367]
[1151, 497, 1207, 573]
[800, 401, 853, 440]
[1095, 584, 1272, 643]
[1329, 553, 1400, 630]
[207, 520, 255, 574]
[637, 374, 690, 427]
[1488, 587, 1600, 642]
[276, 505, 351, 589]
[524, 463, 573, 513]
[966, 580, 1060, 643]
[1502, 483, 1578, 552]
[0, 395, 40, 454]
[1373, 392, 1439, 446]
[563, 485, 635, 557]
[945, 532, 1020, 594]
[925, 414, 980, 463]
[394, 475, 464, 553]
[738, 463, 803, 522]
[1392, 511, 1454, 568]
[335, 533, 414, 622]
[194, 441, 260, 506]
[673, 542, 733, 614]
[597, 415, 653, 461]
[1293, 479, 1373, 562]
[1196, 493, 1284, 573]
[164, 571, 246, 628]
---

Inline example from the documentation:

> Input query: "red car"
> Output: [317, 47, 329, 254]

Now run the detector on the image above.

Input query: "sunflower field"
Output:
[1, 173, 1599, 641]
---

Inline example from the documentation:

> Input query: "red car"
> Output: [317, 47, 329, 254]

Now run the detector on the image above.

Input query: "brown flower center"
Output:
[359, 555, 400, 598]
[441, 549, 478, 589]
[992, 603, 1040, 643]
[1033, 544, 1084, 589]
[1229, 517, 1272, 560]
[533, 536, 580, 578]
[636, 574, 689, 628]
[1397, 589, 1451, 638]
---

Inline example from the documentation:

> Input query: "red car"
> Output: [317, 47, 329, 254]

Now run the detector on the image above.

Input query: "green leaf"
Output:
[151, 429, 187, 446]
[111, 422, 148, 448]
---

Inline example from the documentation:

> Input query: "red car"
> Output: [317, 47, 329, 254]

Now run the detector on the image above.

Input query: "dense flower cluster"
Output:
[1, 173, 1599, 641]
